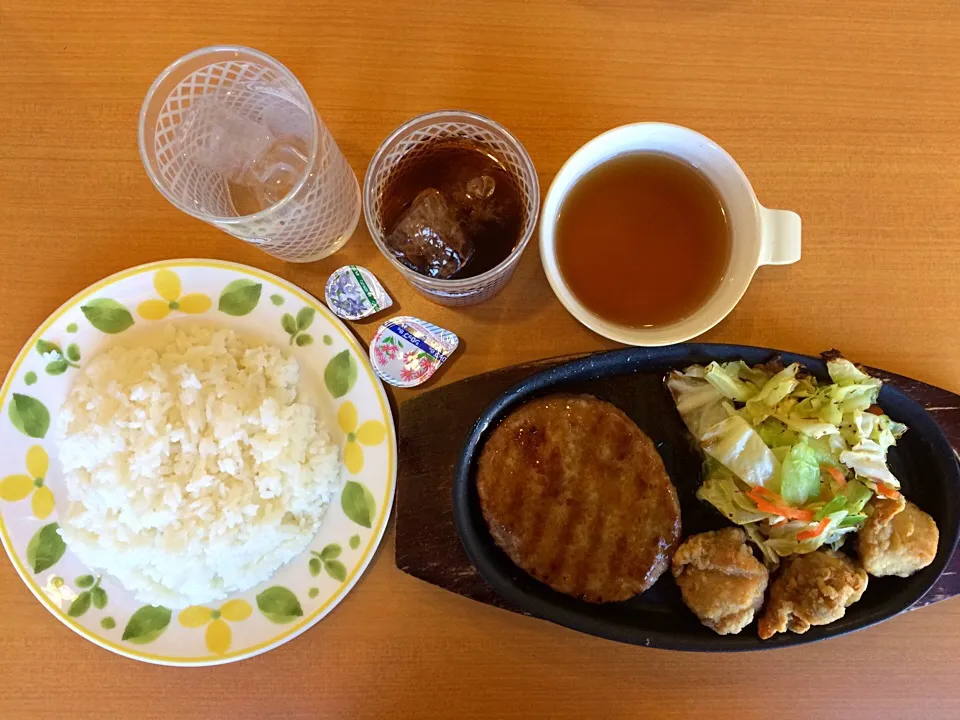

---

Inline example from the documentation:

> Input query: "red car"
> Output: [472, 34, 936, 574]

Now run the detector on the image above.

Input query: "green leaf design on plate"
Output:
[349, 534, 360, 550]
[322, 335, 333, 346]
[284, 308, 317, 346]
[296, 307, 315, 331]
[26, 523, 66, 573]
[81, 298, 135, 334]
[308, 557, 321, 577]
[341, 481, 376, 529]
[9, 393, 50, 438]
[218, 279, 262, 316]
[92, 586, 108, 610]
[308, 588, 319, 599]
[100, 616, 116, 630]
[270, 294, 284, 306]
[39, 340, 78, 375]
[324, 350, 357, 399]
[36, 339, 61, 356]
[319, 543, 341, 560]
[68, 591, 92, 617]
[324, 560, 347, 582]
[24, 372, 37, 386]
[256, 586, 303, 624]
[76, 574, 95, 589]
[45, 358, 68, 375]
[122, 606, 172, 644]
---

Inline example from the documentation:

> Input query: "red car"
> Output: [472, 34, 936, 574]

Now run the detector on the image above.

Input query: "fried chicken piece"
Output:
[857, 499, 939, 578]
[757, 550, 867, 640]
[672, 527, 769, 635]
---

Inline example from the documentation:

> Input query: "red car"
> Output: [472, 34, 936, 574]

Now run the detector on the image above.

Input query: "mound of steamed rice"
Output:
[57, 323, 342, 608]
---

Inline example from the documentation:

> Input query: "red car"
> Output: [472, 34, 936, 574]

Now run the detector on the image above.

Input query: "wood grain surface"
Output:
[2, 1, 960, 718]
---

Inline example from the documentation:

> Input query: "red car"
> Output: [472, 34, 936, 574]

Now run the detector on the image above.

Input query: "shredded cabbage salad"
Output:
[667, 356, 906, 565]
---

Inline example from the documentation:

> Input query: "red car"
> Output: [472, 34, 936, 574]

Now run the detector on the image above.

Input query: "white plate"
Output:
[0, 259, 396, 665]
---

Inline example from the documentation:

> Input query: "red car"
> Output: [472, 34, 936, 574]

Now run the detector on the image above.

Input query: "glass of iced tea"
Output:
[363, 111, 539, 306]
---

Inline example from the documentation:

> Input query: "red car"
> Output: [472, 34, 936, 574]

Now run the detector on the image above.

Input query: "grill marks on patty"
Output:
[476, 394, 682, 603]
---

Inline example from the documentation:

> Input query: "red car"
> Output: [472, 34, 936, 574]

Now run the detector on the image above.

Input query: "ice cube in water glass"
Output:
[176, 96, 276, 182]
[385, 189, 475, 279]
[176, 89, 311, 215]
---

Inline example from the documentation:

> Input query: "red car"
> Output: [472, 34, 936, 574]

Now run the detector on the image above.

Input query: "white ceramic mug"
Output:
[540, 123, 801, 346]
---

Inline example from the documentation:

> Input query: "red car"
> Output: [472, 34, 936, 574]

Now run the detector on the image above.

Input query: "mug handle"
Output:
[758, 206, 802, 265]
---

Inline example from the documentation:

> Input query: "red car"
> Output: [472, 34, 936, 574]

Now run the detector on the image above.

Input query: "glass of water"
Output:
[139, 46, 360, 263]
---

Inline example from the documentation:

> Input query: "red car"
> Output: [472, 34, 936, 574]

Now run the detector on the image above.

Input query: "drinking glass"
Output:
[363, 110, 540, 306]
[139, 46, 360, 263]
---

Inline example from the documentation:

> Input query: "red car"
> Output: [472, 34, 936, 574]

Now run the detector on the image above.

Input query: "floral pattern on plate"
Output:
[0, 259, 396, 666]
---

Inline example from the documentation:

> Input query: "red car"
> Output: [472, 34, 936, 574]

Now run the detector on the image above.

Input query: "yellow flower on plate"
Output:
[137, 269, 212, 320]
[338, 401, 387, 475]
[0, 445, 54, 519]
[178, 599, 252, 655]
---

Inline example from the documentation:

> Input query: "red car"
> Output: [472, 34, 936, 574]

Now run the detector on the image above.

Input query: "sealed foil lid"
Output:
[325, 265, 393, 320]
[370, 316, 459, 388]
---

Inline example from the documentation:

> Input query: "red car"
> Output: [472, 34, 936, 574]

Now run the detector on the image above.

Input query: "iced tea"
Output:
[380, 139, 524, 280]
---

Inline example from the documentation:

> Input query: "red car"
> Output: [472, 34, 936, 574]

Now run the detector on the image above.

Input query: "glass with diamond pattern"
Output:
[363, 110, 540, 306]
[139, 46, 360, 263]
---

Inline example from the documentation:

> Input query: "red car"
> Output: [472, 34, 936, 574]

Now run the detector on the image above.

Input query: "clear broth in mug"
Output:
[555, 152, 731, 328]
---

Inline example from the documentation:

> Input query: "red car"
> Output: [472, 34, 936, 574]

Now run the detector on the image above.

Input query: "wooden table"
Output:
[2, 1, 959, 718]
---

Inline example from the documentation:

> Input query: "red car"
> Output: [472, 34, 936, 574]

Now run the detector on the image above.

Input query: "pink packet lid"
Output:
[369, 315, 459, 388]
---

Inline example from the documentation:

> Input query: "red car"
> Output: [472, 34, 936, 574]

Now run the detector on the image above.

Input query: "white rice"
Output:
[57, 323, 341, 608]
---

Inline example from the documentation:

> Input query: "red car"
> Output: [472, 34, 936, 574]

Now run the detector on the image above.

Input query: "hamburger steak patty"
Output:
[476, 394, 682, 603]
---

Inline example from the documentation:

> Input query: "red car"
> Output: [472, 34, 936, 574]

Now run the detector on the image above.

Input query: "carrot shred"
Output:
[797, 518, 830, 542]
[747, 486, 775, 501]
[747, 486, 815, 522]
[753, 497, 783, 515]
[866, 405, 885, 416]
[822, 464, 847, 487]
[875, 482, 901, 500]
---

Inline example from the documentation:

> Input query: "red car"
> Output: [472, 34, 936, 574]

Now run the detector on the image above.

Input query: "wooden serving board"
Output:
[395, 352, 960, 614]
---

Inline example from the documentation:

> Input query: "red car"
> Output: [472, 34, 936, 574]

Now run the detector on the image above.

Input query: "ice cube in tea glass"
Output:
[363, 110, 540, 306]
[385, 188, 475, 279]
